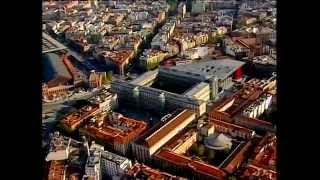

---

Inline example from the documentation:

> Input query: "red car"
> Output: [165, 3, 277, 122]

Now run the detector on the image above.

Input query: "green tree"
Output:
[223, 147, 231, 154]
[197, 144, 205, 156]
[208, 149, 215, 160]
[106, 71, 114, 81]
[228, 176, 237, 180]
[191, 143, 198, 154]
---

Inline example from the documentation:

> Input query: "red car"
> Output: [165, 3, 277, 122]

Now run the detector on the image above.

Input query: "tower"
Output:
[209, 77, 219, 100]
[159, 92, 166, 115]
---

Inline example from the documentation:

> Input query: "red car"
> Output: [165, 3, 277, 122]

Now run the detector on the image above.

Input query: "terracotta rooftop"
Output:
[100, 49, 134, 65]
[155, 150, 226, 179]
[213, 86, 263, 117]
[48, 161, 66, 180]
[240, 164, 276, 180]
[127, 163, 180, 180]
[61, 105, 99, 129]
[252, 134, 277, 170]
[212, 119, 255, 135]
[240, 116, 273, 127]
[80, 113, 147, 144]
[145, 109, 195, 148]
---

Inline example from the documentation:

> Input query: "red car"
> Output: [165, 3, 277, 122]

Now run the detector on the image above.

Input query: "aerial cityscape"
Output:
[42, 0, 277, 179]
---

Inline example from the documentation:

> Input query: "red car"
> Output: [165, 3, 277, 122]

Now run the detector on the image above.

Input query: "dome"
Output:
[204, 133, 232, 150]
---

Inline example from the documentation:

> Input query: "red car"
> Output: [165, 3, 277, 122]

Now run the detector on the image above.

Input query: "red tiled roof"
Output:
[61, 105, 99, 129]
[212, 119, 255, 134]
[155, 150, 226, 178]
[80, 114, 147, 144]
[145, 110, 195, 147]
[48, 161, 66, 180]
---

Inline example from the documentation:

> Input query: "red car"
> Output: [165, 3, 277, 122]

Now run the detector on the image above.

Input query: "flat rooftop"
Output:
[101, 150, 129, 164]
[130, 69, 158, 86]
[160, 58, 245, 81]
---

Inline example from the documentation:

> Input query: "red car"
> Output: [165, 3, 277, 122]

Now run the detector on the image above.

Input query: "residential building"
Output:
[93, 48, 135, 76]
[88, 71, 107, 88]
[256, 26, 276, 44]
[222, 38, 250, 59]
[83, 142, 103, 180]
[88, 89, 118, 113]
[177, 2, 186, 18]
[125, 163, 184, 180]
[83, 141, 132, 179]
[251, 134, 277, 171]
[79, 112, 148, 156]
[208, 85, 264, 122]
[48, 160, 67, 180]
[60, 105, 100, 132]
[100, 148, 132, 178]
[192, 0, 237, 14]
[208, 78, 276, 132]
[140, 49, 168, 70]
[46, 132, 71, 161]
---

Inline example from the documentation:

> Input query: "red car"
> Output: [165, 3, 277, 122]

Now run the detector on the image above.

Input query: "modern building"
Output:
[129, 69, 158, 87]
[111, 58, 244, 116]
[131, 109, 196, 163]
[158, 58, 245, 94]
[184, 82, 210, 102]
[111, 79, 207, 117]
